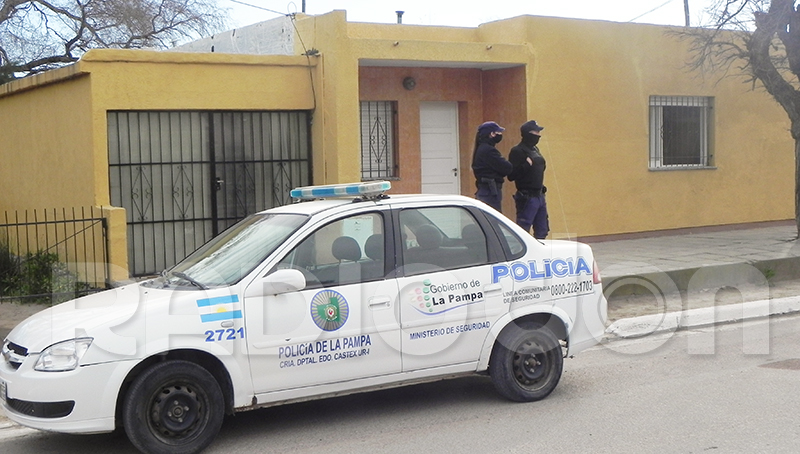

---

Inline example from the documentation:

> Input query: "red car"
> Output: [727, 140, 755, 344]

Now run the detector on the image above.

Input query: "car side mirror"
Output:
[249, 269, 306, 297]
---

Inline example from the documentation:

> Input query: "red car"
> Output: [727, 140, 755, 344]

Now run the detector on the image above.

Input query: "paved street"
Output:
[2, 314, 799, 453]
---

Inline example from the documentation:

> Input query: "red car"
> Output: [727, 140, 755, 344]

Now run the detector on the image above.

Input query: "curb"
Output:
[605, 295, 800, 339]
[602, 256, 800, 298]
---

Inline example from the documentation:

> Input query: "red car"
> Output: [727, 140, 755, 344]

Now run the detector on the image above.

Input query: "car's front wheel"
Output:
[489, 322, 563, 402]
[123, 360, 224, 454]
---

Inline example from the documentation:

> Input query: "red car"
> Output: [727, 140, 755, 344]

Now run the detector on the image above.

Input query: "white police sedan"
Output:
[1, 182, 607, 454]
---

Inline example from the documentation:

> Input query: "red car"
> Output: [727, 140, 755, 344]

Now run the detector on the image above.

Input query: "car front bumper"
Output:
[1, 356, 134, 434]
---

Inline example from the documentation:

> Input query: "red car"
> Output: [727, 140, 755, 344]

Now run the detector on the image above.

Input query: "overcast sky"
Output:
[225, 0, 720, 29]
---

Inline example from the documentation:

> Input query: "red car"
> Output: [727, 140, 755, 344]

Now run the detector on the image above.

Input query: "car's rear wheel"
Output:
[490, 322, 563, 402]
[123, 360, 224, 454]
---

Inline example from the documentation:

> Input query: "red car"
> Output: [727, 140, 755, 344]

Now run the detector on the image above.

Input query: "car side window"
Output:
[399, 206, 489, 274]
[485, 215, 526, 260]
[275, 212, 385, 288]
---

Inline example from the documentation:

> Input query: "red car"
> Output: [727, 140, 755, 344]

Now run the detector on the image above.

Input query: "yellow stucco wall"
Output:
[0, 11, 795, 279]
[0, 51, 317, 279]
[298, 12, 793, 237]
[477, 16, 792, 236]
[0, 68, 95, 212]
[78, 50, 317, 206]
[292, 11, 361, 184]
[1, 50, 316, 210]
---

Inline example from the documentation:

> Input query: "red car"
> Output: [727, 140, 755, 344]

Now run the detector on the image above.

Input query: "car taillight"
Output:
[593, 260, 602, 284]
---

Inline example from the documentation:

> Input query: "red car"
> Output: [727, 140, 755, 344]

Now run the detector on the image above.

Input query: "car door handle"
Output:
[483, 284, 503, 294]
[369, 296, 391, 309]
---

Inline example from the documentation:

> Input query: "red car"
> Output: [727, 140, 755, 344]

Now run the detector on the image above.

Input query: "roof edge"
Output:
[0, 63, 87, 98]
[81, 49, 314, 67]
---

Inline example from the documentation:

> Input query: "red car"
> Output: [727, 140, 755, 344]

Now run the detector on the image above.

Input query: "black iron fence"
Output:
[0, 207, 110, 302]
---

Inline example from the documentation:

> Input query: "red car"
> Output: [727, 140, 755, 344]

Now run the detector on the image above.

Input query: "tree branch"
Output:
[747, 2, 800, 133]
[0, 0, 28, 25]
[4, 54, 79, 74]
[1, 0, 228, 78]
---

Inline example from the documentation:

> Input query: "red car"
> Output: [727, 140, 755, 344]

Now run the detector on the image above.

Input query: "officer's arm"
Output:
[490, 150, 513, 176]
[507, 148, 522, 181]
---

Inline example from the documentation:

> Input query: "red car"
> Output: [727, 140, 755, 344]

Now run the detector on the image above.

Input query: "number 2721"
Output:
[204, 328, 245, 342]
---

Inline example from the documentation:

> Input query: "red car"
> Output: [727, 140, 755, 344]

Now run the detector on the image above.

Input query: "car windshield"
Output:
[150, 213, 308, 289]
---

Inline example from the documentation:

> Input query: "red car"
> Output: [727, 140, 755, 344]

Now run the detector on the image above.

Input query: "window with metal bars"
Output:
[649, 96, 713, 169]
[360, 101, 398, 180]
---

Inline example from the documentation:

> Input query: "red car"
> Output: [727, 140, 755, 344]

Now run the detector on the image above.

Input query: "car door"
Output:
[394, 205, 513, 371]
[244, 210, 402, 395]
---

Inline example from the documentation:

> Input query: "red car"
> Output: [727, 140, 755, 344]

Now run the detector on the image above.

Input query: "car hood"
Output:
[7, 283, 157, 354]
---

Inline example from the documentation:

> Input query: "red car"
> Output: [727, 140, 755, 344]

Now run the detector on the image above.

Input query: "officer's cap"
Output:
[521, 120, 544, 134]
[477, 121, 505, 135]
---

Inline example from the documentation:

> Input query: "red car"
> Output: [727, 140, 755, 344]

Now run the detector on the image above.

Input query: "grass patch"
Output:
[0, 242, 91, 304]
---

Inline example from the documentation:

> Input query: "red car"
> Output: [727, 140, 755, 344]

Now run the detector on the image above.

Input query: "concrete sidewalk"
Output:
[583, 220, 800, 337]
[586, 220, 800, 291]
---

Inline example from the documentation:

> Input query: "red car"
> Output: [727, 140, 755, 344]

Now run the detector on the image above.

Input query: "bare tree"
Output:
[677, 0, 800, 236]
[0, 0, 227, 81]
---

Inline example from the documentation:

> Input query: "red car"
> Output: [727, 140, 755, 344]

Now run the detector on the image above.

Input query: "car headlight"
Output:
[34, 338, 93, 372]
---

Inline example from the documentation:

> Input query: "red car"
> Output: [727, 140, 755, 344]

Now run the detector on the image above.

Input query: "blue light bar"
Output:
[290, 181, 391, 199]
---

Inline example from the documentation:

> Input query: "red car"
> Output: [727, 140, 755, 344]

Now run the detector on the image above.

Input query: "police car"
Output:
[0, 182, 607, 454]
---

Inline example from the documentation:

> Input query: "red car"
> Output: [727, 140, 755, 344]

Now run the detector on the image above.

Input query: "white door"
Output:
[244, 211, 402, 396]
[395, 205, 506, 371]
[420, 102, 460, 194]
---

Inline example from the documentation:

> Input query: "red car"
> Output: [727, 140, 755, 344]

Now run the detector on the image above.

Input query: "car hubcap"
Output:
[150, 385, 202, 438]
[513, 339, 547, 385]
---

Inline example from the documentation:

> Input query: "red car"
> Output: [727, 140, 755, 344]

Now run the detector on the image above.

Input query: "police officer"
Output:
[471, 121, 512, 212]
[508, 120, 549, 239]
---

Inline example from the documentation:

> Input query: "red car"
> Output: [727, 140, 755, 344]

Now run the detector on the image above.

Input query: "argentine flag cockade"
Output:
[196, 295, 243, 323]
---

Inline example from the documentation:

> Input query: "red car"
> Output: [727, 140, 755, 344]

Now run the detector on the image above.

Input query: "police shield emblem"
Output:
[311, 289, 349, 331]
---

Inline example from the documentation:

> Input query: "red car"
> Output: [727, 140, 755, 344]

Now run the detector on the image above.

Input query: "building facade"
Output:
[0, 10, 792, 278]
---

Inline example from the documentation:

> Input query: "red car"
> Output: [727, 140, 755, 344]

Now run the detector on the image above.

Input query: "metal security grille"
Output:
[360, 101, 397, 180]
[649, 96, 712, 169]
[0, 207, 109, 299]
[108, 111, 310, 276]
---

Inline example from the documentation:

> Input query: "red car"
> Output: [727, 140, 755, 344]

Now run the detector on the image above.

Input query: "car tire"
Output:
[489, 322, 563, 402]
[123, 360, 224, 454]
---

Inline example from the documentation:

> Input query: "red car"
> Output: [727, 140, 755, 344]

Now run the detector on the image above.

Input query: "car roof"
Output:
[262, 193, 483, 216]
